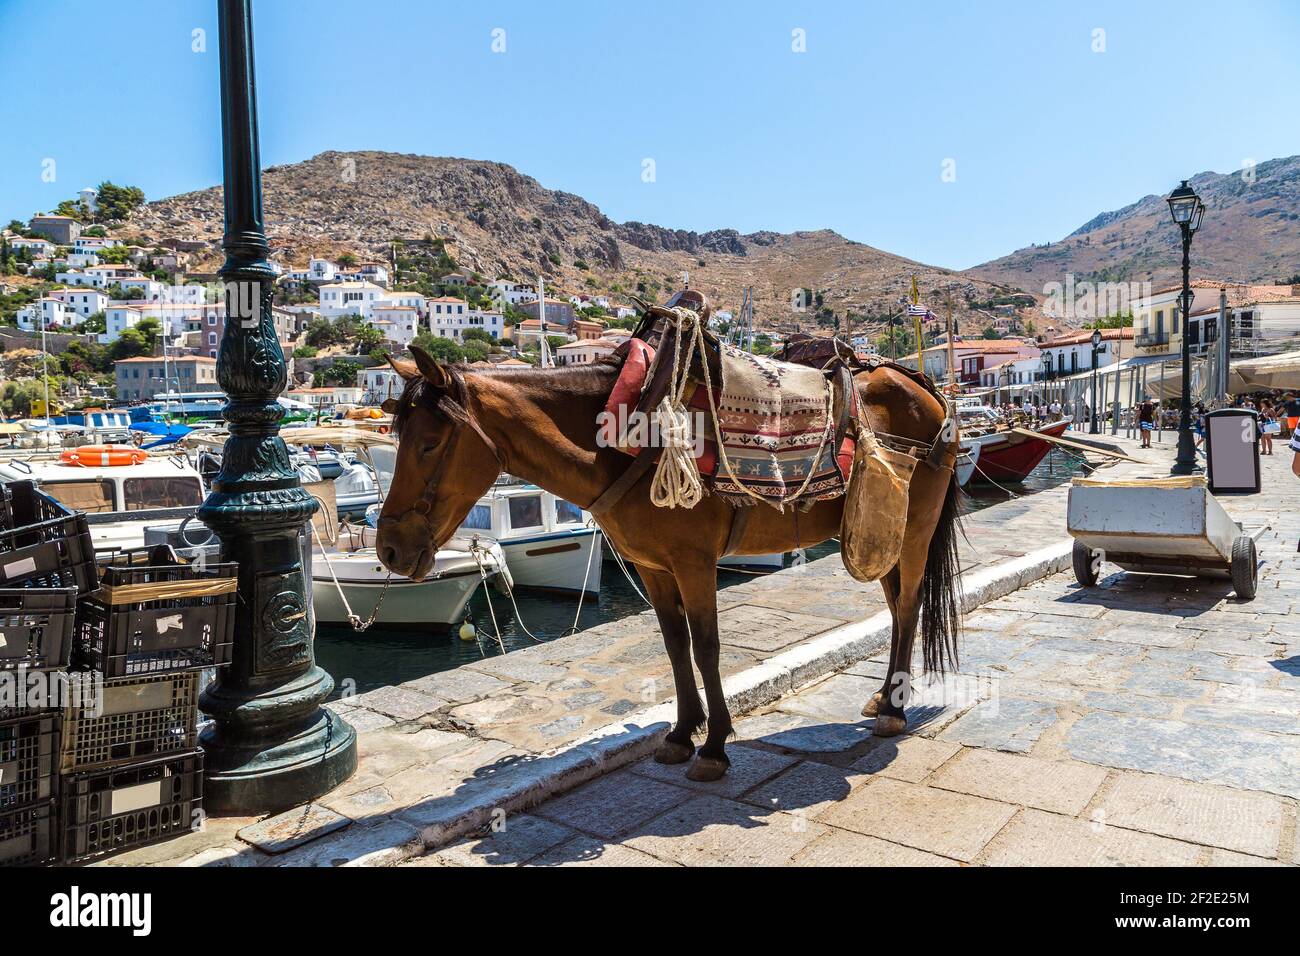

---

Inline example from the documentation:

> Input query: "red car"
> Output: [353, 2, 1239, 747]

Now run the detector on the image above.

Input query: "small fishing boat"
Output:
[956, 438, 981, 488]
[460, 478, 602, 595]
[0, 447, 207, 553]
[305, 480, 507, 628]
[311, 536, 507, 628]
[958, 406, 1072, 484]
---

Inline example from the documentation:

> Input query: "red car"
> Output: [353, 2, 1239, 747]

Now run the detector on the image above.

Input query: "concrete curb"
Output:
[394, 538, 1075, 860]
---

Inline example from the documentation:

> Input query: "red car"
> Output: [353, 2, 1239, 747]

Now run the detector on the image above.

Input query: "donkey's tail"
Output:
[920, 469, 964, 674]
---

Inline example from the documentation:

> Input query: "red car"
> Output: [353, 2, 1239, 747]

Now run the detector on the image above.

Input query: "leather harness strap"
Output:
[723, 503, 750, 556]
[587, 444, 656, 516]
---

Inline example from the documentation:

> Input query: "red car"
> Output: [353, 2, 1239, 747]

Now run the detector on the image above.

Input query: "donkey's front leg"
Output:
[675, 565, 731, 782]
[639, 565, 705, 764]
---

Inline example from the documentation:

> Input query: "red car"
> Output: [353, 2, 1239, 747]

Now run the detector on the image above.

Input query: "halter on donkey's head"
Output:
[382, 346, 506, 533]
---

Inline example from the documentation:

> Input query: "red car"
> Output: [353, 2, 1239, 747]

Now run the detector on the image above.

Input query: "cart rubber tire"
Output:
[1231, 535, 1258, 601]
[1072, 540, 1099, 587]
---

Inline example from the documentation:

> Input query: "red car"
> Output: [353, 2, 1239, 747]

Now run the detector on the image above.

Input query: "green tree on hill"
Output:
[93, 182, 146, 222]
[410, 332, 464, 363]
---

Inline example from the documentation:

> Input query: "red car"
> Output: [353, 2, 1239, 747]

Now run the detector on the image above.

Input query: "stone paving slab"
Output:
[817, 776, 1019, 862]
[621, 795, 829, 867]
[980, 808, 1205, 867]
[532, 770, 693, 839]
[927, 749, 1107, 816]
[1093, 772, 1285, 858]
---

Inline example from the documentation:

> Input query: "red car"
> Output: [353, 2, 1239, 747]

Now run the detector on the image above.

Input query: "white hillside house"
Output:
[370, 304, 422, 347]
[318, 281, 386, 318]
[17, 297, 73, 330]
[50, 288, 109, 318]
[427, 297, 504, 342]
[488, 280, 537, 307]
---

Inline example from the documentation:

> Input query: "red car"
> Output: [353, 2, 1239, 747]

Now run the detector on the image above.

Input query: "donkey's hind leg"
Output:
[674, 564, 731, 782]
[639, 566, 704, 764]
[861, 567, 901, 720]
[869, 465, 955, 737]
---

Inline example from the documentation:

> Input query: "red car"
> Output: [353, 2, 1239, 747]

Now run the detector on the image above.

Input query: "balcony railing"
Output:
[1134, 331, 1169, 348]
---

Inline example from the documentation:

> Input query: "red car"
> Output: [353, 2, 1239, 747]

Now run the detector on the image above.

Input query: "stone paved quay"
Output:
[414, 443, 1297, 868]
[107, 432, 1293, 866]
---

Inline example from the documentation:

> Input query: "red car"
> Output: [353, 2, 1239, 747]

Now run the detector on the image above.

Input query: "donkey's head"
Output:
[376, 346, 503, 581]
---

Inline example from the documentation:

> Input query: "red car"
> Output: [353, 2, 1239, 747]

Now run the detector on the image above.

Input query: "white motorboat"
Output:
[460, 478, 601, 595]
[304, 479, 506, 628]
[311, 536, 506, 628]
[718, 551, 785, 572]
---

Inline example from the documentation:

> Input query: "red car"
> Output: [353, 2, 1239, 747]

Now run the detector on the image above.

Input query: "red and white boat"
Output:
[958, 406, 1073, 484]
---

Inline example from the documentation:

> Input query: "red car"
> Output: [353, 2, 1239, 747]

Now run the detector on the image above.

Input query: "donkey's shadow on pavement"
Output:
[456, 708, 952, 867]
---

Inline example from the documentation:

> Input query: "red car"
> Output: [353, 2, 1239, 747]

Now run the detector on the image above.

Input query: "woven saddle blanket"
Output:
[710, 344, 850, 505]
[604, 339, 855, 508]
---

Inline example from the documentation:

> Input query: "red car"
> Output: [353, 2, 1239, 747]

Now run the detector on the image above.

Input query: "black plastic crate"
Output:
[0, 481, 97, 593]
[75, 547, 236, 678]
[61, 750, 203, 864]
[0, 587, 76, 672]
[59, 671, 199, 774]
[0, 713, 57, 810]
[0, 800, 55, 867]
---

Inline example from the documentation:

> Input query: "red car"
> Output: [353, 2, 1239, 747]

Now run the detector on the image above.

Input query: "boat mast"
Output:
[537, 274, 550, 368]
[41, 323, 52, 447]
[946, 297, 957, 392]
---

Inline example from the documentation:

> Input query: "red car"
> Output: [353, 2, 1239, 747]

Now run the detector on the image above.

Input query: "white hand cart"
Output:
[1066, 475, 1260, 600]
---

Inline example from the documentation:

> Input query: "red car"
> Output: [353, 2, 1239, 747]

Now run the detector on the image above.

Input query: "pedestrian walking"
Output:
[1138, 399, 1155, 448]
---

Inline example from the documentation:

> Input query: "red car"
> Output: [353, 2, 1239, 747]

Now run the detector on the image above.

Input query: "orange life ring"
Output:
[61, 445, 149, 467]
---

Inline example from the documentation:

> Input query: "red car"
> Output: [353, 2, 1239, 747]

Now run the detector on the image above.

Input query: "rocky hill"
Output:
[966, 155, 1300, 294]
[127, 150, 1030, 335]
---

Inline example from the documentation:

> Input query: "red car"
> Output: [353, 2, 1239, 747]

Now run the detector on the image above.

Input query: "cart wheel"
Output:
[1231, 535, 1258, 601]
[1072, 540, 1099, 587]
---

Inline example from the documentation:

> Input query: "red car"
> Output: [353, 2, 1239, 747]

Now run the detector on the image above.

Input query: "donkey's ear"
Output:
[408, 344, 451, 389]
[386, 353, 419, 381]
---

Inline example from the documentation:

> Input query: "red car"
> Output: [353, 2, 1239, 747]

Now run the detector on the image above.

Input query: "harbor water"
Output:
[315, 446, 1092, 695]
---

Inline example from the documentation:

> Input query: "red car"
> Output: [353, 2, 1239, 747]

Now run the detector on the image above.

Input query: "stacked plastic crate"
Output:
[0, 481, 94, 866]
[59, 542, 235, 863]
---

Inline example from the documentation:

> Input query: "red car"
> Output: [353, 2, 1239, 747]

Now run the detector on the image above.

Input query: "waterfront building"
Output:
[115, 355, 219, 402]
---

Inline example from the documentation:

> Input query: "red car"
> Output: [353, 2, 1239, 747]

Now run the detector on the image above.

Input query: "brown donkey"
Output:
[376, 346, 961, 782]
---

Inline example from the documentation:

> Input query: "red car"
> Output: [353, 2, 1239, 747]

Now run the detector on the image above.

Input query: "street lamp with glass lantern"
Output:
[1089, 328, 1103, 434]
[1167, 179, 1206, 474]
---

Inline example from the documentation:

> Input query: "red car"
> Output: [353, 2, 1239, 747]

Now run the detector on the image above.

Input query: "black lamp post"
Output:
[197, 0, 356, 813]
[1089, 328, 1103, 434]
[1167, 179, 1205, 475]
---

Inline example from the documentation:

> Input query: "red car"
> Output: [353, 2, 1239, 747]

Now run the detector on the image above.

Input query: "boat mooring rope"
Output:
[309, 518, 392, 632]
[562, 520, 603, 636]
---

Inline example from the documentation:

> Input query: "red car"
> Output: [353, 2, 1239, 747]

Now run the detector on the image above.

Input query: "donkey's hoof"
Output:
[685, 755, 730, 782]
[860, 692, 884, 718]
[653, 740, 695, 764]
[873, 714, 907, 737]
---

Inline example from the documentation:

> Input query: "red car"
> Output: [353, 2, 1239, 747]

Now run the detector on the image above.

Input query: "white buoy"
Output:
[458, 619, 477, 642]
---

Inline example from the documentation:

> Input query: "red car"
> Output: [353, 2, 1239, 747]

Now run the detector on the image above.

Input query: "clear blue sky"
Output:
[2, 0, 1298, 269]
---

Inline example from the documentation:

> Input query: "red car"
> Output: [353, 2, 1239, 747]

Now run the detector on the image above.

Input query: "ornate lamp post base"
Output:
[200, 669, 356, 814]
